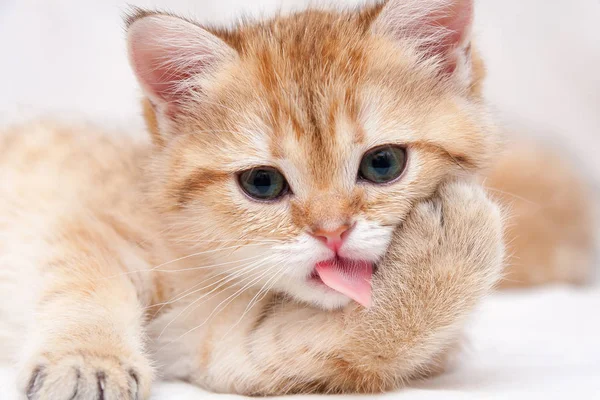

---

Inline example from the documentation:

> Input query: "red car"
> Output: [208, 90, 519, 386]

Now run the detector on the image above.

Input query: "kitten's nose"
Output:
[311, 224, 351, 252]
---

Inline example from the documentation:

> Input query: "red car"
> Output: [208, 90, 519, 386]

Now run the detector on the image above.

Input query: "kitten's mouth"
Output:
[310, 257, 374, 308]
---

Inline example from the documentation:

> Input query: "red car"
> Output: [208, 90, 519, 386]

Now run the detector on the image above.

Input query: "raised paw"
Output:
[435, 180, 504, 272]
[384, 180, 504, 290]
[20, 348, 152, 400]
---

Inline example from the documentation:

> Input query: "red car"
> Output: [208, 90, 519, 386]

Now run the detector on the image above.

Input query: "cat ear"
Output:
[127, 12, 237, 113]
[372, 0, 474, 83]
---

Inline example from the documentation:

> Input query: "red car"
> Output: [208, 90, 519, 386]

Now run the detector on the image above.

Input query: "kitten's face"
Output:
[130, 2, 496, 309]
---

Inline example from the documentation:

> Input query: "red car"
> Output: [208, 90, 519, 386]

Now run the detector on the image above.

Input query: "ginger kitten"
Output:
[0, 0, 593, 398]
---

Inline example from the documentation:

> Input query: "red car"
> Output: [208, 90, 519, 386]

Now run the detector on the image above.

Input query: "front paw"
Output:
[19, 346, 152, 400]
[385, 180, 504, 290]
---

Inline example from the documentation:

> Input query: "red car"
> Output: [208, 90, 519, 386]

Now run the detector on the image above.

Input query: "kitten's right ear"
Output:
[126, 11, 237, 119]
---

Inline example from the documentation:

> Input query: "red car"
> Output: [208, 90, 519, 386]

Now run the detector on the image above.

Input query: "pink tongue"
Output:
[315, 259, 373, 308]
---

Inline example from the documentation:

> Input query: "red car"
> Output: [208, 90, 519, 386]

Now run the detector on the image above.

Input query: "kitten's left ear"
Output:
[372, 0, 477, 88]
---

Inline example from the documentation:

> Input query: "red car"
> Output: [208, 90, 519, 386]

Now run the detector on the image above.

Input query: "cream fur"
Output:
[0, 122, 503, 396]
[0, 0, 593, 398]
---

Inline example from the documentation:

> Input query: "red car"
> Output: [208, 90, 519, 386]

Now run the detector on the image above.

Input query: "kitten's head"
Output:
[127, 0, 498, 309]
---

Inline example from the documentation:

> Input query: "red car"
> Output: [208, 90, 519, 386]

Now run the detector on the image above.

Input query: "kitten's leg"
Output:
[16, 230, 153, 400]
[205, 180, 504, 394]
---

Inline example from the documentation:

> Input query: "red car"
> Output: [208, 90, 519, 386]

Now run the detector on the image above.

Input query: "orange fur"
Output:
[0, 1, 594, 398]
[483, 139, 595, 288]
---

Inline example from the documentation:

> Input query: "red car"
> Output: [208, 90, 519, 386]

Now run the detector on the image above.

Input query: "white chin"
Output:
[276, 280, 352, 310]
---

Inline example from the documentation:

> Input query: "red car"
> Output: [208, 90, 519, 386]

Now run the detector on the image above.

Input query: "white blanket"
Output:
[1, 0, 598, 398]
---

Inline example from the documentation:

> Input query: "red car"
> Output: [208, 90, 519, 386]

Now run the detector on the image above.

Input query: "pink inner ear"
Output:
[128, 37, 191, 105]
[426, 0, 473, 72]
[430, 0, 473, 49]
[373, 0, 473, 73]
[127, 15, 235, 107]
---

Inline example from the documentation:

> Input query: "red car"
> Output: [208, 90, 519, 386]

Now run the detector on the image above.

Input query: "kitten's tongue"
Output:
[315, 259, 373, 308]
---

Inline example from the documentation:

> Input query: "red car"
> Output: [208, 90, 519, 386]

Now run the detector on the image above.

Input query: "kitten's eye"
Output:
[238, 167, 289, 201]
[358, 145, 407, 184]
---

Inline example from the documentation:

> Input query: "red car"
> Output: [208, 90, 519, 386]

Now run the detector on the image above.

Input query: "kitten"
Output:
[0, 0, 592, 398]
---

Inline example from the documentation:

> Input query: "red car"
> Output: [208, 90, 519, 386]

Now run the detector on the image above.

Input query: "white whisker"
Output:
[145, 254, 270, 312]
[158, 259, 286, 348]
[156, 254, 277, 338]
[102, 242, 277, 281]
[222, 262, 288, 338]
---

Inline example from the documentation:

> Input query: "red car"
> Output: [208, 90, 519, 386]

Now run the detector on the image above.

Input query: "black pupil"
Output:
[253, 170, 272, 195]
[371, 151, 392, 175]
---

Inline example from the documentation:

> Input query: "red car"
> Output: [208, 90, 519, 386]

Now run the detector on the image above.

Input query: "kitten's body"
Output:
[0, 121, 503, 395]
[0, 0, 594, 398]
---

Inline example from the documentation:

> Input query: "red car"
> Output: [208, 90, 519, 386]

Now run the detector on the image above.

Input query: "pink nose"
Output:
[311, 225, 351, 252]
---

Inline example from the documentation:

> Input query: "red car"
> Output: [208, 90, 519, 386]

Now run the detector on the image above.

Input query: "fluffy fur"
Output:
[0, 0, 593, 398]
[484, 139, 595, 288]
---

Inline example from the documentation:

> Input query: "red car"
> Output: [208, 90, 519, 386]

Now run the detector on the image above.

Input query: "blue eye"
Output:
[358, 145, 407, 184]
[238, 167, 289, 201]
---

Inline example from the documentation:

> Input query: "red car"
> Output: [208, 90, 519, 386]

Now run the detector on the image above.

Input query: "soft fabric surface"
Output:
[1, 0, 599, 398]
